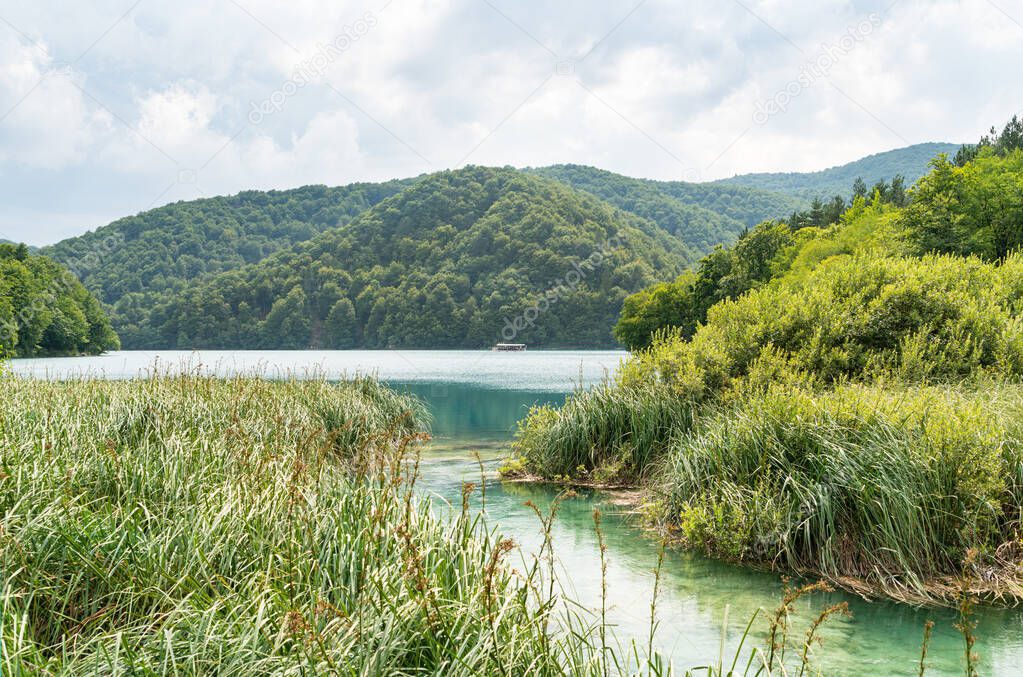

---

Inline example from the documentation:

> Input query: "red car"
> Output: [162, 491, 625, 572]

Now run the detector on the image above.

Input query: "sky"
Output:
[0, 0, 1020, 245]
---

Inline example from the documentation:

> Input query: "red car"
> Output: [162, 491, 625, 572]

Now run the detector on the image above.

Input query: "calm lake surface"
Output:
[10, 350, 1023, 675]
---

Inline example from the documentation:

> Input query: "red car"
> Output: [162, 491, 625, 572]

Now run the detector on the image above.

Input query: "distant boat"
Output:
[492, 343, 526, 352]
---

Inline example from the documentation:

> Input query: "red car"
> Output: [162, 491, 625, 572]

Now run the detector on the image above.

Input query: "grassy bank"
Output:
[0, 374, 986, 674]
[512, 379, 1023, 604]
[665, 384, 1023, 602]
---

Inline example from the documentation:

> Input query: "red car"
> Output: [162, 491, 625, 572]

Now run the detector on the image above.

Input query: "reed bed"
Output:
[510, 382, 693, 483]
[663, 384, 1023, 602]
[513, 380, 1023, 603]
[0, 374, 969, 674]
[0, 375, 586, 675]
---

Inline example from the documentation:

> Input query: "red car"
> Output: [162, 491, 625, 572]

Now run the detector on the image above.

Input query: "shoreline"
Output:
[503, 471, 1023, 609]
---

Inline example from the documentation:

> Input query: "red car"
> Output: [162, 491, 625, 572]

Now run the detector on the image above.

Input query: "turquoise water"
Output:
[10, 350, 1023, 675]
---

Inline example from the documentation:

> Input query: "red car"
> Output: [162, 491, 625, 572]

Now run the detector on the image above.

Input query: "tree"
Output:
[955, 115, 1023, 166]
[902, 152, 1023, 260]
[890, 174, 908, 207]
[614, 273, 698, 350]
[852, 177, 868, 199]
[325, 298, 357, 348]
[262, 287, 310, 349]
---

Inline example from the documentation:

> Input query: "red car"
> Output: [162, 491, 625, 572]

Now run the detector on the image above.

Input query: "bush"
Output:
[623, 252, 1023, 398]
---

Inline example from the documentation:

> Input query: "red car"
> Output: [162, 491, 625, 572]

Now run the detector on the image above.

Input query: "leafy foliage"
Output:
[532, 165, 753, 255]
[954, 114, 1023, 166]
[0, 243, 118, 356]
[150, 167, 689, 349]
[624, 252, 1023, 397]
[903, 151, 1023, 260]
[614, 153, 1021, 350]
[612, 219, 797, 351]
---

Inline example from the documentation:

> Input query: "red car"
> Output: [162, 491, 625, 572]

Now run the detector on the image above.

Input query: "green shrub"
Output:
[623, 252, 1023, 398]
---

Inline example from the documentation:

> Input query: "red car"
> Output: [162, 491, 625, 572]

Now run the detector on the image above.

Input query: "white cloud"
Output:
[0, 33, 111, 169]
[0, 0, 1021, 244]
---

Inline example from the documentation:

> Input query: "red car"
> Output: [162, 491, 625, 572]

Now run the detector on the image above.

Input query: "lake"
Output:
[9, 350, 1023, 675]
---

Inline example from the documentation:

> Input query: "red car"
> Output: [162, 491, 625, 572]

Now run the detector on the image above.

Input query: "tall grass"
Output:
[511, 381, 693, 482]
[0, 374, 975, 674]
[0, 375, 591, 674]
[512, 376, 1023, 602]
[662, 383, 1023, 600]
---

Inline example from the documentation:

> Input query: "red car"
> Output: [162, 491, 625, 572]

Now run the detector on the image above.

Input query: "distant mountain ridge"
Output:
[713, 142, 960, 200]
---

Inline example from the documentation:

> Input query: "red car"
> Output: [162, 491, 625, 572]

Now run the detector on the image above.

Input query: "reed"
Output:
[512, 375, 1023, 602]
[512, 381, 693, 483]
[662, 383, 1023, 601]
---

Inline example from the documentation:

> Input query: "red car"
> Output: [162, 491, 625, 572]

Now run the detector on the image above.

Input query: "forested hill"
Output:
[713, 142, 960, 200]
[40, 181, 412, 344]
[532, 165, 805, 252]
[37, 156, 901, 350]
[147, 167, 690, 350]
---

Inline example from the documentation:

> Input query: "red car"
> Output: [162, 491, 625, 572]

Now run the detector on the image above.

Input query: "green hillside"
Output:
[41, 181, 411, 347]
[1, 243, 118, 356]
[616, 148, 1023, 351]
[713, 142, 960, 200]
[530, 165, 749, 255]
[36, 149, 954, 352]
[148, 167, 689, 350]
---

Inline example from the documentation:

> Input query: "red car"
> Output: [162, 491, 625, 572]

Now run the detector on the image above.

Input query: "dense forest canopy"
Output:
[147, 167, 690, 349]
[0, 243, 118, 357]
[611, 176, 906, 349]
[44, 167, 762, 348]
[614, 148, 1023, 350]
[713, 142, 960, 201]
[530, 165, 751, 255]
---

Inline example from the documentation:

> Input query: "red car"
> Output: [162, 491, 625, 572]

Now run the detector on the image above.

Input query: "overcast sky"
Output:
[0, 0, 1020, 245]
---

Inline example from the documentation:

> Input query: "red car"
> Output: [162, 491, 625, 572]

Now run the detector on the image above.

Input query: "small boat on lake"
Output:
[492, 343, 526, 351]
